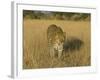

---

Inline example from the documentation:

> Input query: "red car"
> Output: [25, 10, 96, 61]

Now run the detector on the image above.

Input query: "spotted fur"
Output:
[47, 24, 66, 58]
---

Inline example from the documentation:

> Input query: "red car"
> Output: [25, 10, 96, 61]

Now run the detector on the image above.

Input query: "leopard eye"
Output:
[49, 38, 52, 41]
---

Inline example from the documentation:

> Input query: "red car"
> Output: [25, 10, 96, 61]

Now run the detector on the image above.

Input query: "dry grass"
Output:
[23, 19, 91, 69]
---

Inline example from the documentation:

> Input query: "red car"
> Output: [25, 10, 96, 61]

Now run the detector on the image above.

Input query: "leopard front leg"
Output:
[58, 50, 63, 58]
[49, 47, 55, 58]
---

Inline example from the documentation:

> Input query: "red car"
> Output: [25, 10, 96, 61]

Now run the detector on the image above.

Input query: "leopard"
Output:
[47, 24, 66, 58]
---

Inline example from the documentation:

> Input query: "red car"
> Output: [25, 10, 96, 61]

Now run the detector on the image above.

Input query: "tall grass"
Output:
[23, 19, 91, 69]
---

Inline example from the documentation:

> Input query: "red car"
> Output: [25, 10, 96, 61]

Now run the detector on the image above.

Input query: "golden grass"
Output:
[23, 19, 91, 69]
